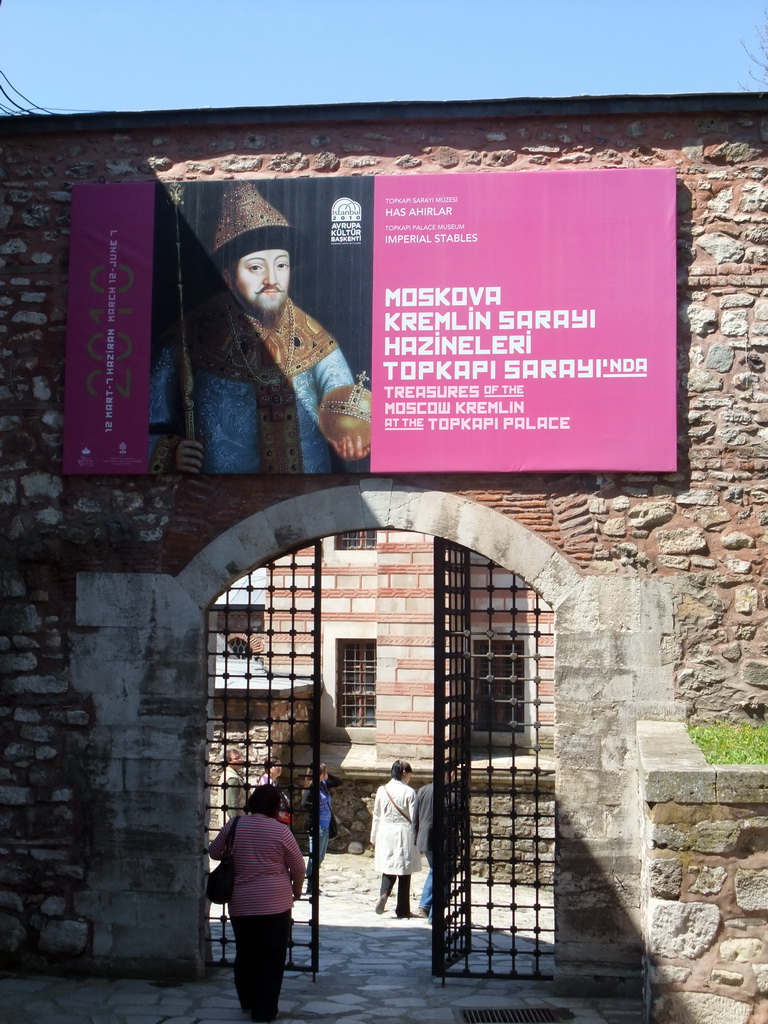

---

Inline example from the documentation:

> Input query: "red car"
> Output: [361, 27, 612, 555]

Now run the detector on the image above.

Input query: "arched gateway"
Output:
[73, 482, 675, 993]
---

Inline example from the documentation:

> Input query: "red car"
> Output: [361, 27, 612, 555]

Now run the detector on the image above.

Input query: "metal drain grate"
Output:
[458, 1010, 573, 1024]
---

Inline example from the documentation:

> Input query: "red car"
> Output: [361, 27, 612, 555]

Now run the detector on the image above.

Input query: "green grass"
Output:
[688, 723, 768, 765]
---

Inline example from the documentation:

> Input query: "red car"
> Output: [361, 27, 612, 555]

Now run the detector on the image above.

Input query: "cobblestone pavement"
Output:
[0, 854, 643, 1024]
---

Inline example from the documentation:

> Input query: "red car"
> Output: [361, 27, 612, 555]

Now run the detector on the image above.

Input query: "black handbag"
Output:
[328, 813, 338, 840]
[207, 815, 240, 904]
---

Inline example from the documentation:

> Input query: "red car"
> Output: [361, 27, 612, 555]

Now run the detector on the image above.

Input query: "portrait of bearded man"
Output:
[148, 181, 371, 474]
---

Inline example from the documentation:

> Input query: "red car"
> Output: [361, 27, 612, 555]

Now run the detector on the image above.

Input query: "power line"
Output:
[0, 68, 55, 115]
[0, 69, 52, 113]
[0, 66, 100, 116]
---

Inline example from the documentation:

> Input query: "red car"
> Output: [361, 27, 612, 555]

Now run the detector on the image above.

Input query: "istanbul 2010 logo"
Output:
[331, 197, 362, 244]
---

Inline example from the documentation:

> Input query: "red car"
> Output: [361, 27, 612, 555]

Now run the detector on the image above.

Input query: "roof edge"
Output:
[2, 91, 768, 136]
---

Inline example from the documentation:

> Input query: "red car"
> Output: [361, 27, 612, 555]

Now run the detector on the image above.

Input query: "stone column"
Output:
[552, 575, 676, 996]
[71, 572, 206, 979]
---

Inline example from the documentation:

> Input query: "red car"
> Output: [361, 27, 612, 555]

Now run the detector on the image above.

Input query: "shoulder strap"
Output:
[384, 783, 411, 822]
[224, 813, 240, 858]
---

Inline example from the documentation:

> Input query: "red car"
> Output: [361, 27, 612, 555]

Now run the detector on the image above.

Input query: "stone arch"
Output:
[175, 481, 582, 609]
[73, 481, 676, 988]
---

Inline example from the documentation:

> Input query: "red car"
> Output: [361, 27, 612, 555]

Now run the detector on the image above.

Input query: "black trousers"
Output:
[231, 910, 291, 1021]
[381, 873, 411, 917]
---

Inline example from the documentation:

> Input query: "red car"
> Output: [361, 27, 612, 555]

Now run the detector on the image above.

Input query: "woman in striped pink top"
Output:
[209, 784, 305, 1022]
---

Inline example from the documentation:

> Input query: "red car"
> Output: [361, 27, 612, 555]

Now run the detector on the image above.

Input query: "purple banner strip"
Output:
[63, 184, 155, 474]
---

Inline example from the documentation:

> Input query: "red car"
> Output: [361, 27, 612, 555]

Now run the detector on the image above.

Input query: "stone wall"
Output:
[3, 99, 768, 715]
[639, 721, 768, 1024]
[1, 93, 767, 993]
[469, 775, 555, 885]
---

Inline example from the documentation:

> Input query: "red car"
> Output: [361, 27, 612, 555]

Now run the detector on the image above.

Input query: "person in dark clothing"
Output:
[413, 781, 434, 920]
[300, 763, 342, 895]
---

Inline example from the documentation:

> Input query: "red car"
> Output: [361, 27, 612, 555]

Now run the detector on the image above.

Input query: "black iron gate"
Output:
[433, 539, 473, 974]
[433, 538, 555, 980]
[205, 542, 322, 976]
[205, 533, 554, 981]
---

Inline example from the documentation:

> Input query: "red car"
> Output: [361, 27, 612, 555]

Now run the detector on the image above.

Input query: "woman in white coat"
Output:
[370, 759, 421, 918]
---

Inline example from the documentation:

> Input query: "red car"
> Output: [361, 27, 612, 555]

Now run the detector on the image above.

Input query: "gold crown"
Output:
[320, 372, 372, 424]
[318, 372, 372, 449]
[214, 183, 291, 253]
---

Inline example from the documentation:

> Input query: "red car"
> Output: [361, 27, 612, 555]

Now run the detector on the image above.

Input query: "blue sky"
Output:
[0, 0, 766, 115]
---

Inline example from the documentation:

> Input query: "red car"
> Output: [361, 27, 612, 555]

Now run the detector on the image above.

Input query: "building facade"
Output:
[2, 93, 768, 1015]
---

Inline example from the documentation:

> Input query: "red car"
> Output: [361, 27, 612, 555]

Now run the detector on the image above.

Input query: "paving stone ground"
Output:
[0, 853, 642, 1023]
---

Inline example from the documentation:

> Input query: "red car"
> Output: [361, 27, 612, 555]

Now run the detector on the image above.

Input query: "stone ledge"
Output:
[715, 764, 768, 804]
[637, 721, 715, 803]
[639, 721, 768, 805]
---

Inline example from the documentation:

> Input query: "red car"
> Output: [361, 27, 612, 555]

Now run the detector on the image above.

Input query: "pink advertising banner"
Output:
[370, 169, 677, 472]
[63, 170, 677, 475]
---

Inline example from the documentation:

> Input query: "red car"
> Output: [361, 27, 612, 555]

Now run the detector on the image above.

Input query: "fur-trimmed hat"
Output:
[212, 182, 294, 267]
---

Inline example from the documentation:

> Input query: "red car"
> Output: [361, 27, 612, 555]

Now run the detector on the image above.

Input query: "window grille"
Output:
[334, 529, 377, 551]
[337, 640, 376, 726]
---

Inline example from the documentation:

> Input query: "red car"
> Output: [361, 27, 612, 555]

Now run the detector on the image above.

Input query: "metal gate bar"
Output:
[205, 542, 322, 974]
[434, 540, 555, 980]
[433, 539, 473, 976]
